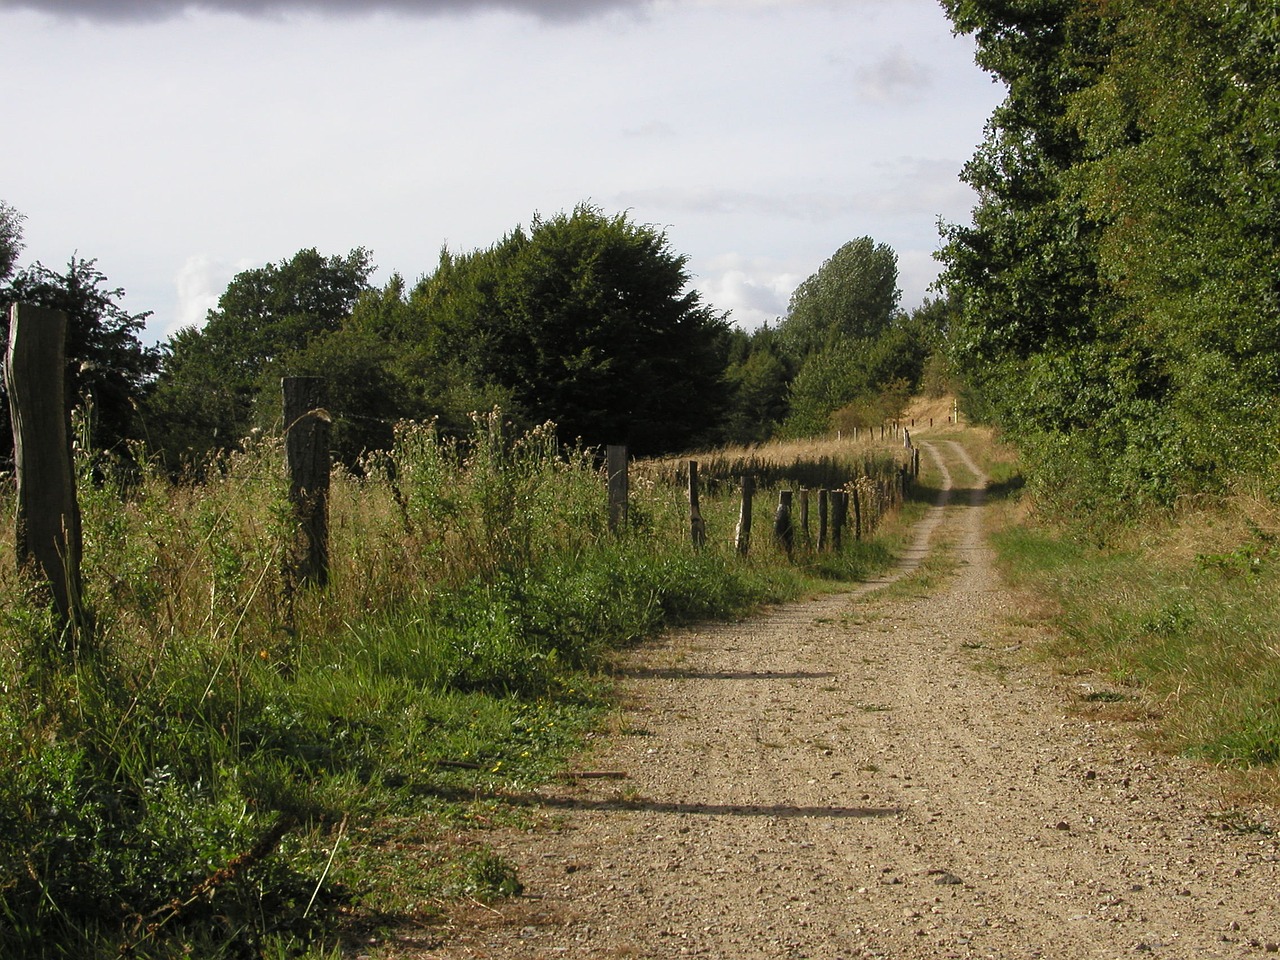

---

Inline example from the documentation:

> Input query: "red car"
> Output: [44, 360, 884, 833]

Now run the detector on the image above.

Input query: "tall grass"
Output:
[993, 481, 1280, 778]
[0, 411, 910, 958]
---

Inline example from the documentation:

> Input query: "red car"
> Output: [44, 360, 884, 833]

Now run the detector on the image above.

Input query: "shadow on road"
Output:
[424, 785, 901, 821]
[613, 668, 838, 681]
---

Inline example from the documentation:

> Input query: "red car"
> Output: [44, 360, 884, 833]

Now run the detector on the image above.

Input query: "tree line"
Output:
[938, 0, 1280, 524]
[0, 200, 947, 473]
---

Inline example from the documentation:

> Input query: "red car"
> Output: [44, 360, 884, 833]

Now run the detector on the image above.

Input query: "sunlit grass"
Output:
[0, 409, 913, 959]
[992, 476, 1280, 790]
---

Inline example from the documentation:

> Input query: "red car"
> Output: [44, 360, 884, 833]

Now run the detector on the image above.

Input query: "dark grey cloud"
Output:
[0, 0, 644, 22]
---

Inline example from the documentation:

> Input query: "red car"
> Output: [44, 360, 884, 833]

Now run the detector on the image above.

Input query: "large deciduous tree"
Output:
[1065, 0, 1280, 487]
[146, 248, 375, 468]
[939, 0, 1280, 522]
[778, 237, 900, 358]
[418, 205, 730, 455]
[772, 237, 929, 437]
[2, 256, 158, 457]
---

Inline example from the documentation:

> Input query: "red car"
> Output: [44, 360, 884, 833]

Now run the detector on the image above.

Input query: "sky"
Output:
[0, 0, 1003, 342]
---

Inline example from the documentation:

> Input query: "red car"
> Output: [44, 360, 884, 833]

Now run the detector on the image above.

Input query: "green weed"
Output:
[992, 504, 1280, 773]
[0, 411, 911, 957]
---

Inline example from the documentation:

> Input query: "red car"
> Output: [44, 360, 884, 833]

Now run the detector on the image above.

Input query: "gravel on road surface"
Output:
[402, 438, 1280, 960]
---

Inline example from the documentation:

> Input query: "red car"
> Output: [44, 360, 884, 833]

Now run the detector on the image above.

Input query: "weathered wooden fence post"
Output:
[735, 475, 754, 556]
[817, 489, 829, 552]
[607, 445, 628, 533]
[687, 459, 706, 548]
[6, 304, 87, 636]
[283, 376, 331, 589]
[799, 488, 810, 548]
[773, 490, 794, 556]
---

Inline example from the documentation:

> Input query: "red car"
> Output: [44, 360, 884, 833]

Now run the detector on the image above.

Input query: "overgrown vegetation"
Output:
[976, 425, 1280, 784]
[0, 412, 910, 958]
[940, 0, 1280, 527]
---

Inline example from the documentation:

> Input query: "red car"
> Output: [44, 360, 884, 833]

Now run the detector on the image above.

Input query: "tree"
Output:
[778, 237, 900, 358]
[937, 0, 1158, 519]
[0, 201, 24, 284]
[939, 0, 1280, 521]
[287, 323, 404, 463]
[2, 256, 158, 457]
[782, 316, 931, 438]
[938, 0, 1110, 380]
[1064, 0, 1280, 485]
[146, 248, 375, 468]
[420, 205, 730, 455]
[722, 352, 789, 445]
[719, 324, 793, 445]
[201, 247, 375, 377]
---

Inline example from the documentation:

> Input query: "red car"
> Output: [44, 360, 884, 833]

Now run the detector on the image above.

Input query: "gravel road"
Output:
[407, 438, 1280, 960]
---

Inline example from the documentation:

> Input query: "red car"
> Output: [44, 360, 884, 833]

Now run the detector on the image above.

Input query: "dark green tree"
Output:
[938, 0, 1110, 387]
[143, 325, 245, 470]
[197, 246, 375, 381]
[937, 0, 1167, 520]
[146, 248, 375, 468]
[421, 206, 730, 455]
[3, 256, 158, 457]
[778, 237, 900, 358]
[287, 322, 404, 462]
[720, 325, 793, 445]
[1064, 0, 1280, 486]
[939, 0, 1280, 521]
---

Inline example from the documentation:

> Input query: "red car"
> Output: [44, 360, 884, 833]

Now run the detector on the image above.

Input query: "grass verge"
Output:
[0, 415, 915, 959]
[990, 468, 1280, 796]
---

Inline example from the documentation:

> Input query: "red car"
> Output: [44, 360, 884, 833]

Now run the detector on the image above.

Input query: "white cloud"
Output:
[693, 254, 806, 330]
[622, 120, 679, 140]
[168, 255, 256, 339]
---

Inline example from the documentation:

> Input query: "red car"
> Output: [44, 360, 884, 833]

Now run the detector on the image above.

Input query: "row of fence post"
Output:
[7, 303, 923, 644]
[606, 444, 916, 557]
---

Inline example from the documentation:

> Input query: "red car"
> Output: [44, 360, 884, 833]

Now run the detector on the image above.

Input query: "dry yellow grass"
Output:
[903, 394, 960, 430]
[638, 399, 954, 482]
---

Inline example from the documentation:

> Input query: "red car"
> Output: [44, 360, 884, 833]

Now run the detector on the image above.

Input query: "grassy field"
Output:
[977, 431, 1280, 806]
[0, 411, 919, 959]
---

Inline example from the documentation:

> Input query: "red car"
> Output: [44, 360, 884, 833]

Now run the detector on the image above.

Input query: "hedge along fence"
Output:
[0, 306, 580, 653]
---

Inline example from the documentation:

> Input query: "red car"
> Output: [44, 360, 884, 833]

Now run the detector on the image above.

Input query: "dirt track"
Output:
[408, 437, 1280, 959]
